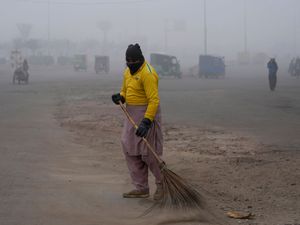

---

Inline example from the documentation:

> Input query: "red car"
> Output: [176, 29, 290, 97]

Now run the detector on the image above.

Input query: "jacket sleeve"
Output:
[120, 73, 127, 99]
[142, 73, 160, 121]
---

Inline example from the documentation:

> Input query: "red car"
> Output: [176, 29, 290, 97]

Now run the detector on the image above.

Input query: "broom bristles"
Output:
[160, 167, 205, 210]
[143, 165, 205, 216]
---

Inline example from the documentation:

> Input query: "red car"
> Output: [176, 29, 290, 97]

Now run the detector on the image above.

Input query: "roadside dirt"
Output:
[54, 84, 299, 225]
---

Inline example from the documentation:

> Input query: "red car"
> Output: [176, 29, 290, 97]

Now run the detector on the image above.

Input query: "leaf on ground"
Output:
[226, 211, 253, 219]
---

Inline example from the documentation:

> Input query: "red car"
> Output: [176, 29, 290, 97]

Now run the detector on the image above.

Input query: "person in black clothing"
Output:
[267, 58, 278, 91]
[23, 59, 29, 72]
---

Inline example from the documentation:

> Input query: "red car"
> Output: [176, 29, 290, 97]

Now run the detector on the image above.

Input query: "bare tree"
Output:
[16, 23, 32, 41]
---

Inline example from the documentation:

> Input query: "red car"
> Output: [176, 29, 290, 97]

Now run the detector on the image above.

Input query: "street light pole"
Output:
[97, 21, 111, 55]
[243, 0, 248, 52]
[164, 24, 167, 52]
[164, 19, 168, 52]
[203, 0, 207, 55]
[47, 0, 50, 56]
[294, 0, 297, 55]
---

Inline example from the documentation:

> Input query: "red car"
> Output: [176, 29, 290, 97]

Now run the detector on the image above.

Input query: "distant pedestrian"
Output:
[267, 58, 278, 91]
[22, 59, 29, 80]
[23, 59, 29, 72]
[288, 58, 295, 76]
[294, 57, 300, 78]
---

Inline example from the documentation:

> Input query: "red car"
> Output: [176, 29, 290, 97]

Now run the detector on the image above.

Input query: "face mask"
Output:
[127, 60, 144, 75]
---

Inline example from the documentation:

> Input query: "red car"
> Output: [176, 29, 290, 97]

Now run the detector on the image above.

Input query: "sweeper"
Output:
[112, 43, 163, 201]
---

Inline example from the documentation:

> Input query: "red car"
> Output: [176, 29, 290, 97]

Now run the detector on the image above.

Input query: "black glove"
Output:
[112, 93, 125, 105]
[136, 118, 152, 137]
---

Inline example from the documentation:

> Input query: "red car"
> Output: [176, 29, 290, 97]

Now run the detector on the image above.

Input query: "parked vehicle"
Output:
[198, 55, 225, 78]
[95, 56, 109, 74]
[73, 54, 87, 72]
[150, 53, 181, 78]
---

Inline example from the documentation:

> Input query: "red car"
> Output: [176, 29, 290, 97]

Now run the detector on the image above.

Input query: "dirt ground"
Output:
[0, 64, 299, 225]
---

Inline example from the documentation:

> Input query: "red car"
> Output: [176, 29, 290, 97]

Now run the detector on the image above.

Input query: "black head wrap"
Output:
[126, 43, 144, 75]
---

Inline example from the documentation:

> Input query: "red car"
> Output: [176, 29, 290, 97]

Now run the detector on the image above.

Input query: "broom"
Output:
[118, 102, 205, 211]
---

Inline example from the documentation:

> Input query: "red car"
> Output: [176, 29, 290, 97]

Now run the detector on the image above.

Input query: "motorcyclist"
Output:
[23, 59, 29, 79]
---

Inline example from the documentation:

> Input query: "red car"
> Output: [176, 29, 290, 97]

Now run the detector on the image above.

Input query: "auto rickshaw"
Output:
[73, 54, 87, 72]
[198, 55, 225, 78]
[95, 56, 109, 74]
[150, 53, 182, 78]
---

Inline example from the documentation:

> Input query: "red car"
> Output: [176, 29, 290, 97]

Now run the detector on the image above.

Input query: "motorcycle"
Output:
[13, 67, 29, 84]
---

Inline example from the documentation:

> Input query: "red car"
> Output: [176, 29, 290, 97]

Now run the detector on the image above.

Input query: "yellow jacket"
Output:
[120, 61, 160, 121]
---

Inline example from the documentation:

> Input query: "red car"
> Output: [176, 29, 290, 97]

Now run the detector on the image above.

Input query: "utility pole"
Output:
[164, 19, 169, 52]
[203, 0, 207, 55]
[294, 0, 297, 55]
[47, 0, 50, 56]
[97, 21, 111, 54]
[243, 0, 248, 52]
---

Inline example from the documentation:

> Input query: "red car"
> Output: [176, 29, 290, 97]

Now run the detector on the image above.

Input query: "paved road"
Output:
[160, 73, 300, 148]
[0, 64, 299, 225]
[0, 68, 151, 225]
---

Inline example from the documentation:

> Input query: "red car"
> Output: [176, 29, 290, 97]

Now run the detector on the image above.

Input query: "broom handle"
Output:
[119, 102, 165, 165]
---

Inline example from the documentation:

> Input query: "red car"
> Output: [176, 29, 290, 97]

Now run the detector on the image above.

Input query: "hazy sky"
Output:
[0, 0, 299, 62]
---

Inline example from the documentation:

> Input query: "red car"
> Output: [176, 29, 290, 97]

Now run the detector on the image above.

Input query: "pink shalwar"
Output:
[121, 105, 163, 191]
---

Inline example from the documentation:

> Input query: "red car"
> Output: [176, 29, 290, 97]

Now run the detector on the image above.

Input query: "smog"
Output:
[0, 1, 299, 225]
